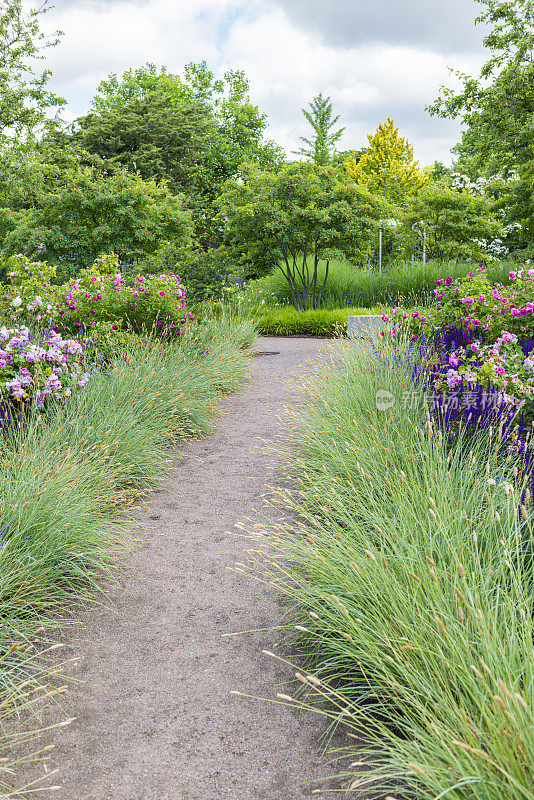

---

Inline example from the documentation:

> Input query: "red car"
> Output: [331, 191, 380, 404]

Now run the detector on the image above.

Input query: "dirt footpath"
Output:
[32, 336, 350, 800]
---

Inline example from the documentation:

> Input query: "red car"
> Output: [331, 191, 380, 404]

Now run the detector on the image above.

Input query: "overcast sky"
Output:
[37, 0, 489, 166]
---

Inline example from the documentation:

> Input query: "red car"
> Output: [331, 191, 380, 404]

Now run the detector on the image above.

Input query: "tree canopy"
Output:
[429, 0, 534, 180]
[218, 162, 385, 309]
[345, 118, 429, 204]
[402, 181, 503, 262]
[72, 90, 214, 198]
[65, 62, 285, 233]
[2, 162, 194, 268]
[0, 0, 63, 139]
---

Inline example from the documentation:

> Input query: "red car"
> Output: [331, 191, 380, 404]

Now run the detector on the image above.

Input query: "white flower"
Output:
[502, 482, 514, 495]
[487, 478, 497, 486]
[11, 297, 22, 308]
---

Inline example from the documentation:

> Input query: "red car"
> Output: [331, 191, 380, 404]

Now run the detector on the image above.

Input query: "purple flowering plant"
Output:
[0, 325, 90, 412]
[432, 331, 534, 409]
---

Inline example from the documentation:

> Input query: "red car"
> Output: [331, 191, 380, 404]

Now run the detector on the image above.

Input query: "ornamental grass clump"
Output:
[241, 332, 534, 799]
[0, 309, 255, 796]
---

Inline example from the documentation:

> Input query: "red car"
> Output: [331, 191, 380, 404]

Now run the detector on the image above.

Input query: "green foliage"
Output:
[294, 92, 345, 166]
[218, 162, 385, 310]
[402, 181, 503, 262]
[140, 241, 233, 302]
[0, 251, 55, 289]
[429, 0, 534, 229]
[0, 0, 63, 139]
[176, 248, 233, 302]
[92, 62, 191, 112]
[73, 90, 215, 198]
[85, 61, 285, 231]
[2, 163, 195, 269]
[345, 118, 429, 204]
[242, 335, 534, 799]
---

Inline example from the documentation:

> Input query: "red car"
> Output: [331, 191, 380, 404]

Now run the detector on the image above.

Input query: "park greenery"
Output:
[1, 0, 534, 797]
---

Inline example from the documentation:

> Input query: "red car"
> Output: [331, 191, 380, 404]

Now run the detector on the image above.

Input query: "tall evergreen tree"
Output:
[294, 93, 345, 166]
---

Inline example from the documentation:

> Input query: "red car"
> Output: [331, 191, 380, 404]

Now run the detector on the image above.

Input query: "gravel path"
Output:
[35, 336, 349, 800]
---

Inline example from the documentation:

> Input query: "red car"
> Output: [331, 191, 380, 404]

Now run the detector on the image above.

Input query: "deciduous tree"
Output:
[345, 118, 429, 204]
[402, 181, 502, 262]
[218, 163, 384, 310]
[0, 0, 63, 138]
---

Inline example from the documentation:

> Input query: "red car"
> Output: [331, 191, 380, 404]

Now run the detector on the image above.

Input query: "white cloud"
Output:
[35, 0, 485, 164]
[221, 6, 484, 163]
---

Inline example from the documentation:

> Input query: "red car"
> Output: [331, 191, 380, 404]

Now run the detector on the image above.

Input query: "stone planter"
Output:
[347, 314, 388, 338]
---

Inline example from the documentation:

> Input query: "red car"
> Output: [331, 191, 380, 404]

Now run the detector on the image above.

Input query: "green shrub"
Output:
[176, 247, 234, 302]
[256, 306, 385, 337]
[241, 334, 534, 798]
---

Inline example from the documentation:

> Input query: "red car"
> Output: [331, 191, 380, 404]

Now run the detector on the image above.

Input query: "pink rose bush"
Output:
[0, 325, 90, 414]
[391, 263, 534, 341]
[56, 270, 189, 338]
[1, 254, 192, 340]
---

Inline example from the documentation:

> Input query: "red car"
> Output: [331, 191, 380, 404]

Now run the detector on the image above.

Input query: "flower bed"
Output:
[387, 264, 534, 412]
[0, 254, 193, 340]
[0, 325, 89, 417]
[242, 334, 534, 799]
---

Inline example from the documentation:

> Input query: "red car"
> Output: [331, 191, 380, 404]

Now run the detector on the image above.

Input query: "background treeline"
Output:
[1, 0, 534, 312]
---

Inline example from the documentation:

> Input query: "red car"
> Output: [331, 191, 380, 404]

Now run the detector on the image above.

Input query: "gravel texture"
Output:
[30, 336, 349, 800]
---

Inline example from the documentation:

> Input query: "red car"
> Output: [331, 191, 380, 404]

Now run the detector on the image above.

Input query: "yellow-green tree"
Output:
[345, 118, 429, 204]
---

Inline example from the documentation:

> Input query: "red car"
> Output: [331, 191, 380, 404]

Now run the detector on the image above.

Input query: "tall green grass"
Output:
[0, 311, 256, 797]
[241, 335, 534, 798]
[247, 258, 514, 309]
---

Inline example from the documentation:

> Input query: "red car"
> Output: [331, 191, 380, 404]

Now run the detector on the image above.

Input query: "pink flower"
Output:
[446, 369, 462, 388]
[445, 276, 453, 286]
[460, 297, 474, 305]
[501, 331, 517, 344]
